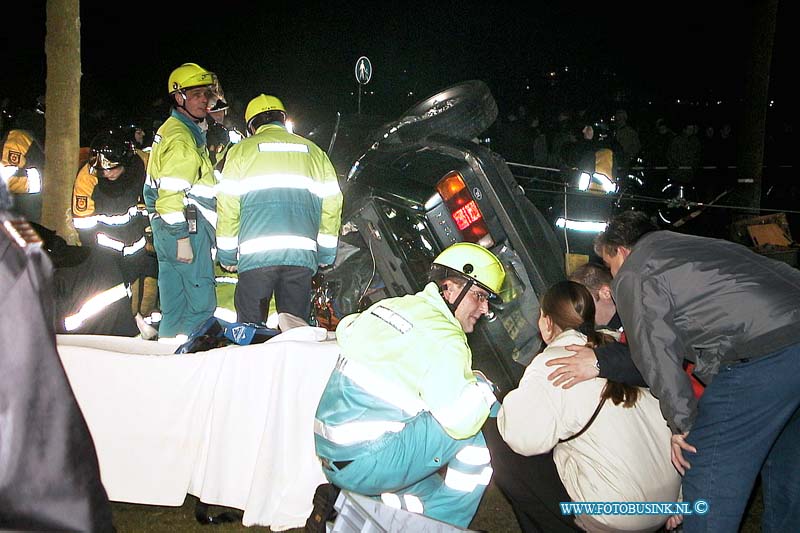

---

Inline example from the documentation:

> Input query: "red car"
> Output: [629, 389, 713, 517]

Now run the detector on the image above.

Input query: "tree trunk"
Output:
[42, 0, 80, 242]
[737, 0, 778, 210]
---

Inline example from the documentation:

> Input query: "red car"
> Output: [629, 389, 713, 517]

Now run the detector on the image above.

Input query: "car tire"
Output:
[377, 80, 498, 145]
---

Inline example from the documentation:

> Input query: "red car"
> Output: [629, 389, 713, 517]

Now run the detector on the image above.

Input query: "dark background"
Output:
[1, 1, 792, 139]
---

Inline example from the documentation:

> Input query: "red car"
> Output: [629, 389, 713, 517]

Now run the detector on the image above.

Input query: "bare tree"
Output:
[737, 0, 778, 209]
[42, 0, 80, 242]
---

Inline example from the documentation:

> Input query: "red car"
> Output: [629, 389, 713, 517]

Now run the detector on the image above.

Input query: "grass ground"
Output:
[110, 480, 764, 532]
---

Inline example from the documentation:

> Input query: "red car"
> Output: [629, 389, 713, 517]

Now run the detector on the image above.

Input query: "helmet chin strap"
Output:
[444, 279, 475, 314]
[177, 92, 207, 123]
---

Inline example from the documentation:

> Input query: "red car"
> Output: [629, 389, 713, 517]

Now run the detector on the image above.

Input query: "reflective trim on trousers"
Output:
[444, 466, 493, 493]
[314, 418, 406, 446]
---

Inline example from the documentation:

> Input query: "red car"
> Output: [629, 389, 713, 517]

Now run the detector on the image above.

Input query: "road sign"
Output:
[355, 56, 372, 85]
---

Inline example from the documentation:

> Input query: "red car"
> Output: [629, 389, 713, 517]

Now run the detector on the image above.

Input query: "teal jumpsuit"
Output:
[314, 283, 497, 528]
[144, 110, 217, 341]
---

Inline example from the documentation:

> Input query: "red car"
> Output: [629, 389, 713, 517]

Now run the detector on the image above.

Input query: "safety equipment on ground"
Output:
[176, 237, 194, 263]
[167, 63, 215, 94]
[431, 242, 505, 299]
[244, 94, 286, 127]
[90, 132, 135, 171]
[174, 316, 280, 354]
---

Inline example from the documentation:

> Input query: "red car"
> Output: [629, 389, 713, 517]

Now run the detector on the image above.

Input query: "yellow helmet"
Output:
[244, 94, 286, 126]
[431, 242, 505, 299]
[167, 63, 215, 94]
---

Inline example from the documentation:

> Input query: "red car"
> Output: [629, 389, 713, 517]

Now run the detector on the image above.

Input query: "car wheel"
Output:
[377, 80, 498, 145]
[657, 182, 699, 225]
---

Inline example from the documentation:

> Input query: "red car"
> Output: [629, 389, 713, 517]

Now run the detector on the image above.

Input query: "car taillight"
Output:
[436, 171, 494, 247]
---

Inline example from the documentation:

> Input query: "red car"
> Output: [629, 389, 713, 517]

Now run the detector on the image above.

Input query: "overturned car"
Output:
[307, 81, 566, 394]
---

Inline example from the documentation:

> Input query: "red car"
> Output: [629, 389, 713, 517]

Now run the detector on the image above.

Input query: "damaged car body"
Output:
[308, 81, 566, 394]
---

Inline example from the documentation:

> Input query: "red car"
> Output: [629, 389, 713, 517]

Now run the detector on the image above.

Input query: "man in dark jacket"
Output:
[594, 210, 800, 533]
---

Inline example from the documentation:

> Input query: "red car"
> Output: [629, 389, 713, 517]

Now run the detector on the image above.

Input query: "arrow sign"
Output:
[355, 56, 372, 85]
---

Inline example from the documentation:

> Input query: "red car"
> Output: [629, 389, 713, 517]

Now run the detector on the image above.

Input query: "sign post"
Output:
[354, 56, 372, 114]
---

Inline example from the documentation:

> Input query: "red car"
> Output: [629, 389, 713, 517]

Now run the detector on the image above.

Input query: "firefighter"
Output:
[0, 106, 45, 223]
[144, 62, 219, 343]
[72, 131, 159, 335]
[216, 94, 342, 324]
[310, 242, 504, 530]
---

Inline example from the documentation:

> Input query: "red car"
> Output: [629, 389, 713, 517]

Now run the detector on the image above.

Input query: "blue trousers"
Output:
[319, 412, 490, 529]
[151, 218, 216, 340]
[682, 342, 800, 533]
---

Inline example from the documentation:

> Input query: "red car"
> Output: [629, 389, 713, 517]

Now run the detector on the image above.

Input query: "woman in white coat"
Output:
[497, 280, 680, 532]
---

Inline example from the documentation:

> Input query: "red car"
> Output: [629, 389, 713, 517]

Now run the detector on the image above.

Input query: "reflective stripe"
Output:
[370, 306, 413, 334]
[214, 307, 237, 323]
[158, 176, 192, 191]
[477, 381, 497, 409]
[73, 216, 98, 229]
[75, 209, 141, 228]
[239, 235, 317, 255]
[217, 174, 337, 199]
[314, 180, 342, 198]
[316, 232, 339, 249]
[444, 466, 493, 492]
[216, 235, 239, 251]
[380, 493, 402, 509]
[123, 236, 147, 256]
[63, 283, 130, 331]
[257, 142, 309, 153]
[157, 334, 188, 345]
[101, 213, 132, 225]
[1, 165, 18, 181]
[431, 384, 488, 430]
[145, 175, 156, 188]
[189, 183, 216, 199]
[455, 446, 491, 466]
[26, 168, 41, 193]
[160, 211, 186, 224]
[187, 198, 217, 229]
[152, 134, 162, 144]
[314, 418, 405, 446]
[404, 495, 424, 514]
[96, 232, 125, 252]
[144, 311, 162, 325]
[96, 233, 145, 256]
[339, 357, 425, 415]
[215, 276, 238, 284]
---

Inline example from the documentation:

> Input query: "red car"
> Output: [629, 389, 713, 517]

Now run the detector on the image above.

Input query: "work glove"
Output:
[176, 237, 193, 263]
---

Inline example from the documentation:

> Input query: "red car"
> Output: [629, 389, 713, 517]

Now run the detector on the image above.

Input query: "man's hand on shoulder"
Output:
[545, 344, 600, 388]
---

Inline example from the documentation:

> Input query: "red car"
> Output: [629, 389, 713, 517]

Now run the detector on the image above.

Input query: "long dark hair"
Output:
[541, 280, 641, 407]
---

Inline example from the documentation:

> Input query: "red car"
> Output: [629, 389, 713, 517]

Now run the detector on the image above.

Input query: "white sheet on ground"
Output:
[57, 326, 339, 531]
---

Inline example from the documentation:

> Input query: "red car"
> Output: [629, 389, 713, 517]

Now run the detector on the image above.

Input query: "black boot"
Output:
[305, 483, 340, 532]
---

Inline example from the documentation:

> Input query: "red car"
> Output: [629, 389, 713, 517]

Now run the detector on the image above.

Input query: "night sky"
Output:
[3, 1, 791, 137]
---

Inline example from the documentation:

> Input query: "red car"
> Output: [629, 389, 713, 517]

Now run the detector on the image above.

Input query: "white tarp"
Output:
[57, 327, 339, 530]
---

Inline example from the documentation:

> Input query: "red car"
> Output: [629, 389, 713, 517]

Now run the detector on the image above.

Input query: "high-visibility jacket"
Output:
[216, 123, 342, 273]
[1, 129, 44, 194]
[72, 157, 151, 260]
[143, 110, 217, 237]
[315, 282, 494, 459]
